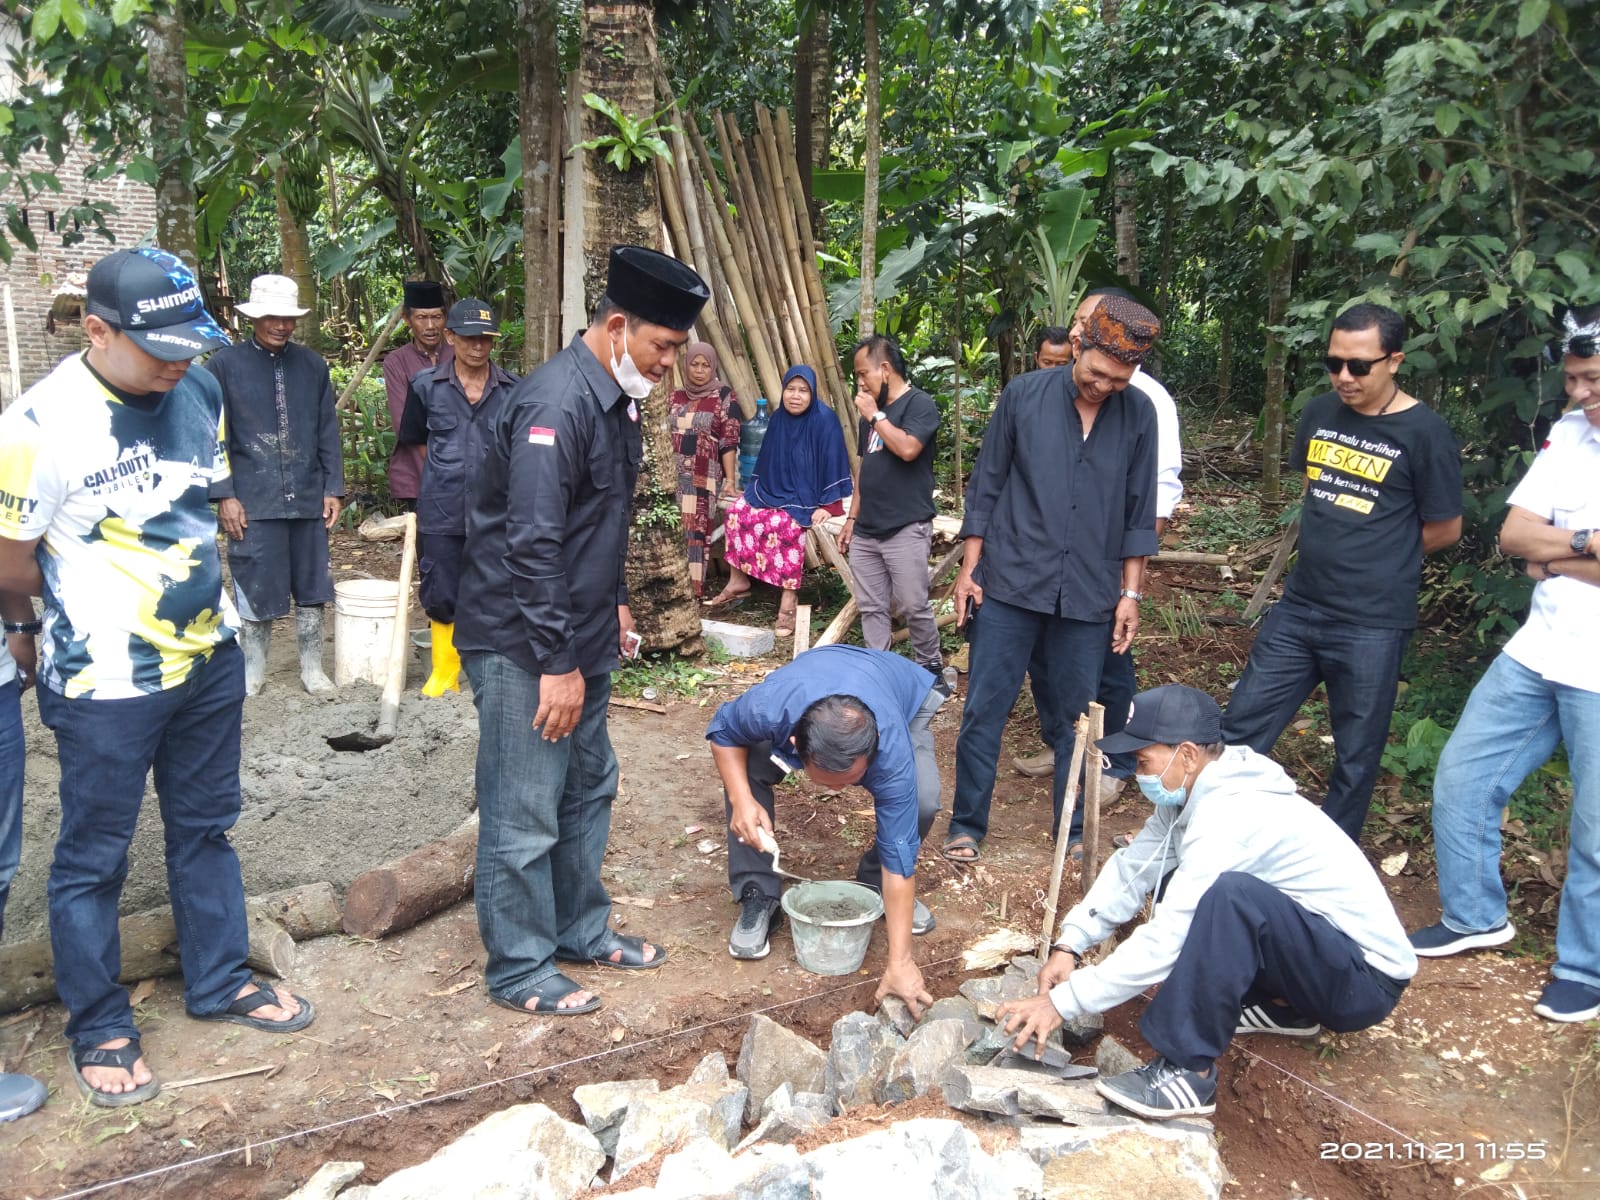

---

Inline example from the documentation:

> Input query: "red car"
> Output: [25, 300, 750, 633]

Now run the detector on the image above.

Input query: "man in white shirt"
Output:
[1409, 305, 1600, 1024]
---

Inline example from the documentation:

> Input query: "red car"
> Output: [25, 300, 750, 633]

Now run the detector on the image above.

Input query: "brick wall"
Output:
[0, 142, 159, 401]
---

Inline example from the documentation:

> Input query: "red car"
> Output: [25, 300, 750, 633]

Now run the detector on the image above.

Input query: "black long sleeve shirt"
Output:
[960, 367, 1158, 622]
[455, 335, 641, 678]
[206, 339, 344, 516]
[396, 361, 521, 537]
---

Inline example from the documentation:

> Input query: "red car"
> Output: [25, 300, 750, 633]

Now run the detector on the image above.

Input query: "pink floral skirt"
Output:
[724, 498, 806, 590]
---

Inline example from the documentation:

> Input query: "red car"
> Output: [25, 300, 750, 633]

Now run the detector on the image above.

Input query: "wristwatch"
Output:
[1120, 588, 1144, 602]
[870, 410, 889, 424]
[1573, 528, 1594, 556]
[3, 619, 42, 635]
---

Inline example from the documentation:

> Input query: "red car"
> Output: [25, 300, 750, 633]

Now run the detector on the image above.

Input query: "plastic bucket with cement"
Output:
[780, 881, 883, 976]
[333, 578, 398, 687]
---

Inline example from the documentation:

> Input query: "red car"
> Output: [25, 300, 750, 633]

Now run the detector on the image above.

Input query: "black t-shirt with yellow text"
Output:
[1283, 390, 1462, 629]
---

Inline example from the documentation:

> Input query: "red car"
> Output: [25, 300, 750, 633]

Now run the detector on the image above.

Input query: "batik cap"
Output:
[1080, 294, 1161, 366]
[86, 248, 230, 361]
[1097, 685, 1223, 754]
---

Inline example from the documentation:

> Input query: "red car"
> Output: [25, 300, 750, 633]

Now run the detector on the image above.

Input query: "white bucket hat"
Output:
[236, 274, 310, 319]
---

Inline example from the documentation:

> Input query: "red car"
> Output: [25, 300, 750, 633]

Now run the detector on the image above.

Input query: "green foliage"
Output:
[329, 362, 395, 507]
[577, 93, 678, 173]
[612, 655, 716, 700]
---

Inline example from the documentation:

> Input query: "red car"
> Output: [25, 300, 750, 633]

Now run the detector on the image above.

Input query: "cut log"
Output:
[341, 812, 480, 940]
[0, 903, 298, 1015]
[1150, 551, 1231, 566]
[253, 882, 342, 942]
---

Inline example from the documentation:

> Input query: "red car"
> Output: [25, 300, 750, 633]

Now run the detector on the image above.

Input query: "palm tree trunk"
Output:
[859, 0, 881, 336]
[519, 0, 563, 369]
[580, 0, 699, 654]
[274, 165, 318, 333]
[145, 10, 197, 269]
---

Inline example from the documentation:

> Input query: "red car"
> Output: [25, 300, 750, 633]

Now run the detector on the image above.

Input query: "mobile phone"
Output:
[878, 381, 890, 408]
[960, 601, 980, 643]
[770, 745, 803, 775]
[623, 631, 642, 659]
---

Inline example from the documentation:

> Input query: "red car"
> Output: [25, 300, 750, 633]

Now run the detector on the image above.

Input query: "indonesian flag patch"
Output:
[528, 426, 556, 446]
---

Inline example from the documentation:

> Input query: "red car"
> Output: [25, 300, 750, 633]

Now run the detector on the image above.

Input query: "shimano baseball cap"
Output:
[86, 248, 231, 361]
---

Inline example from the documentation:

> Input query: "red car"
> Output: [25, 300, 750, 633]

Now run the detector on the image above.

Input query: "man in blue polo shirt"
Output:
[706, 644, 946, 1016]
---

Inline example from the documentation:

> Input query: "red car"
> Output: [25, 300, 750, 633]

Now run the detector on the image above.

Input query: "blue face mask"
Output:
[1136, 747, 1188, 808]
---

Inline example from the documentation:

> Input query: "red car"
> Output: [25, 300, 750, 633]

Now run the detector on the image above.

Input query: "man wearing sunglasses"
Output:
[1221, 303, 1462, 842]
[1409, 305, 1600, 1023]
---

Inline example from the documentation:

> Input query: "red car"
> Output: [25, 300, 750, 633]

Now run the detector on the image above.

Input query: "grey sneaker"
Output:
[1012, 747, 1054, 777]
[729, 884, 780, 960]
[1235, 1003, 1321, 1038]
[1096, 1056, 1217, 1119]
[0, 1073, 46, 1123]
[1409, 920, 1515, 958]
[859, 884, 935, 935]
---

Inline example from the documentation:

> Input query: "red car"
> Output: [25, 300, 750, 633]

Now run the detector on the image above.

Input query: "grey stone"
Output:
[824, 1010, 903, 1111]
[1020, 1123, 1226, 1199]
[803, 1118, 1018, 1200]
[647, 1142, 811, 1200]
[964, 1018, 1017, 1063]
[1004, 954, 1044, 981]
[943, 1064, 1111, 1123]
[993, 1148, 1046, 1197]
[573, 1077, 659, 1158]
[283, 1162, 364, 1200]
[792, 1090, 833, 1118]
[364, 1104, 603, 1200]
[734, 1104, 825, 1152]
[758, 1081, 795, 1121]
[958, 972, 1034, 1020]
[920, 995, 984, 1045]
[686, 1049, 730, 1087]
[612, 1086, 744, 1182]
[727, 1146, 813, 1200]
[1060, 1008, 1105, 1046]
[1095, 1034, 1144, 1080]
[877, 1018, 969, 1105]
[653, 1137, 742, 1197]
[736, 1013, 827, 1123]
[876, 995, 916, 1037]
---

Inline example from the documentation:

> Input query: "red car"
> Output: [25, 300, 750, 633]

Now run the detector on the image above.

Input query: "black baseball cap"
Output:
[604, 245, 710, 331]
[1097, 685, 1223, 754]
[85, 248, 230, 361]
[446, 298, 500, 337]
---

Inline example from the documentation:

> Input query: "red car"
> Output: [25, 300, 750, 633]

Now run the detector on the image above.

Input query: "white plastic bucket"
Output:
[333, 578, 399, 687]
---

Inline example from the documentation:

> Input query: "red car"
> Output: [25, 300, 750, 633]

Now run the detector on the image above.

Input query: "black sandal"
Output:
[72, 1038, 161, 1108]
[558, 930, 668, 972]
[491, 972, 602, 1016]
[189, 977, 315, 1033]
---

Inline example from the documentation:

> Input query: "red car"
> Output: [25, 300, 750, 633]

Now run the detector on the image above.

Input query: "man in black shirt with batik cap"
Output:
[943, 296, 1161, 864]
[839, 335, 943, 673]
[1222, 302, 1462, 842]
[455, 246, 708, 1017]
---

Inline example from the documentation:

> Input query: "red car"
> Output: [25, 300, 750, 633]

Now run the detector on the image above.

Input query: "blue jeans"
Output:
[1221, 598, 1410, 841]
[951, 596, 1108, 845]
[1, 677, 23, 940]
[1431, 653, 1600, 988]
[36, 642, 253, 1052]
[1031, 636, 1138, 776]
[463, 652, 618, 1003]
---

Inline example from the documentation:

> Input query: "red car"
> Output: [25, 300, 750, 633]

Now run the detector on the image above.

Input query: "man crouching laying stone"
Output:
[706, 645, 948, 1015]
[996, 684, 1415, 1120]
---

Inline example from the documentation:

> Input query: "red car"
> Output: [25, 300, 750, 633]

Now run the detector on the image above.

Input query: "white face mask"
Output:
[609, 326, 655, 399]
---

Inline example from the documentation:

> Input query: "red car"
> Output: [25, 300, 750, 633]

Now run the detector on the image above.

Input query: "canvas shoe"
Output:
[1096, 1056, 1217, 1120]
[1235, 1003, 1322, 1038]
[1409, 920, 1515, 958]
[1532, 979, 1600, 1023]
[729, 883, 781, 960]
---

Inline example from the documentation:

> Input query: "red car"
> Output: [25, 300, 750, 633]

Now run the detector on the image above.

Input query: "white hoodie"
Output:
[1048, 745, 1417, 1021]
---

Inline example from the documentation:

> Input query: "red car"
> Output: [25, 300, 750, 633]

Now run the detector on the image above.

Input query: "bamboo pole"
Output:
[720, 113, 799, 370]
[1039, 715, 1090, 961]
[1082, 702, 1105, 895]
[336, 305, 403, 412]
[755, 107, 817, 369]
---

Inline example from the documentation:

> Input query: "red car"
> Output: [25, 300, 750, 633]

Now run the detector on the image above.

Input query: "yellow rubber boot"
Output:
[421, 620, 461, 696]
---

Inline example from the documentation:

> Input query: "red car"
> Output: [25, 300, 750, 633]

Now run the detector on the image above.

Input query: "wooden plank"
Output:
[793, 603, 812, 658]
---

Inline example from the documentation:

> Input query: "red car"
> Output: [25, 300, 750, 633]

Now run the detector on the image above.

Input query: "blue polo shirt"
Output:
[705, 645, 937, 877]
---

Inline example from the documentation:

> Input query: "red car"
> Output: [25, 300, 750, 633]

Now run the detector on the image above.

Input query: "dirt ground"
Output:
[2, 530, 1597, 1200]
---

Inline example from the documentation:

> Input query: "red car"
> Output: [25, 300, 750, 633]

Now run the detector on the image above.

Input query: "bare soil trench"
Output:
[1, 540, 1595, 1199]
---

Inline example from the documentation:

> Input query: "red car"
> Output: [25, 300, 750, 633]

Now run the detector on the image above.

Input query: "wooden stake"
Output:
[807, 526, 856, 595]
[793, 604, 812, 658]
[1039, 715, 1089, 961]
[335, 305, 403, 412]
[814, 598, 858, 647]
[1243, 517, 1299, 622]
[1082, 702, 1106, 894]
[165, 1063, 280, 1091]
[610, 696, 668, 715]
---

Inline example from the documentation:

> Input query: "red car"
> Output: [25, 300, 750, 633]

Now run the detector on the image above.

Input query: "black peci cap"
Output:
[604, 245, 710, 331]
[1097, 685, 1223, 755]
[403, 280, 446, 311]
[85, 248, 230, 361]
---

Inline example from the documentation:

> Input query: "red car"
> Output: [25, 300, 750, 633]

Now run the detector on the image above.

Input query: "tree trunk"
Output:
[1113, 165, 1139, 285]
[145, 9, 197, 269]
[519, 0, 563, 369]
[580, 0, 701, 655]
[274, 165, 318, 331]
[1217, 317, 1232, 408]
[858, 0, 881, 336]
[1261, 232, 1294, 503]
[794, 1, 830, 233]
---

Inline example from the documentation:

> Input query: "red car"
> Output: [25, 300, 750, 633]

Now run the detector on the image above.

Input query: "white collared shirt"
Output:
[1133, 367, 1184, 520]
[1503, 409, 1600, 693]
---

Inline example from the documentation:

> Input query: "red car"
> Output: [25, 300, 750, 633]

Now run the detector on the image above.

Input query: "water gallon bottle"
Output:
[738, 398, 769, 490]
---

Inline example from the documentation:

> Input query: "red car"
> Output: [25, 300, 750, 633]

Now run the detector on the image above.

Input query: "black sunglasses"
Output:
[1546, 336, 1600, 363]
[1322, 353, 1394, 377]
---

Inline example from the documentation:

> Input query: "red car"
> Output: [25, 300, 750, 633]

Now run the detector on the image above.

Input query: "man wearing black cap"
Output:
[0, 248, 314, 1107]
[207, 273, 344, 696]
[995, 684, 1414, 1120]
[944, 296, 1162, 866]
[383, 280, 452, 509]
[455, 246, 709, 1016]
[396, 298, 520, 696]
